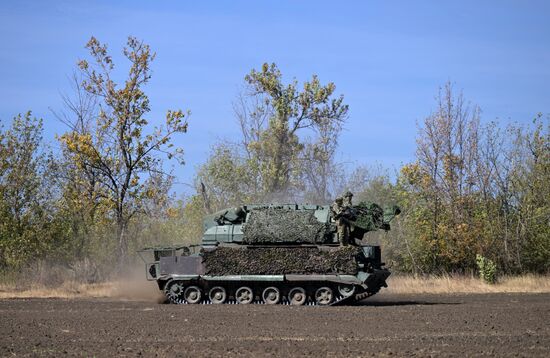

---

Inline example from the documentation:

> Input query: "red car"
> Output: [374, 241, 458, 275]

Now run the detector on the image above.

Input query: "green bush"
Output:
[476, 254, 497, 284]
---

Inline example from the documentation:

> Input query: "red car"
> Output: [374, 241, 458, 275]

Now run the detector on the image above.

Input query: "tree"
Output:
[0, 112, 52, 267]
[244, 63, 348, 197]
[197, 143, 255, 211]
[301, 113, 344, 203]
[51, 74, 105, 260]
[401, 82, 484, 272]
[198, 62, 348, 211]
[398, 82, 549, 275]
[59, 36, 189, 265]
[512, 115, 550, 272]
[0, 113, 43, 222]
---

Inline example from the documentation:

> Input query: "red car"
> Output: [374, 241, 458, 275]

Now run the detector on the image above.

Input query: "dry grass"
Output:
[1, 275, 549, 299]
[0, 280, 163, 301]
[0, 281, 115, 299]
[0, 260, 165, 301]
[387, 274, 550, 294]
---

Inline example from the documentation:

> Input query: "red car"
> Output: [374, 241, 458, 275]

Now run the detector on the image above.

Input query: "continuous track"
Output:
[165, 283, 375, 306]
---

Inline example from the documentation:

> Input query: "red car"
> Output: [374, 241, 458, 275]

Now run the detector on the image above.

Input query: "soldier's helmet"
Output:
[343, 190, 353, 198]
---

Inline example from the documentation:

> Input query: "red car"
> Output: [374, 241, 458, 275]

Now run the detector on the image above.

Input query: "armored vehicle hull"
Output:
[139, 203, 398, 306]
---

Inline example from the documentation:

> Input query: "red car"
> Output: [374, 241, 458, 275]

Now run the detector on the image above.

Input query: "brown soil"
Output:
[1, 293, 548, 357]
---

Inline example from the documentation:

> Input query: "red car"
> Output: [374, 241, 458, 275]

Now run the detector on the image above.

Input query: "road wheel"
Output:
[184, 285, 202, 304]
[288, 287, 307, 306]
[262, 287, 280, 305]
[235, 286, 254, 304]
[209, 286, 227, 304]
[337, 284, 356, 298]
[315, 287, 333, 305]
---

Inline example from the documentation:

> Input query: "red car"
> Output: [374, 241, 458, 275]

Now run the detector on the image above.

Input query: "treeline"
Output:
[0, 37, 190, 276]
[386, 85, 549, 274]
[0, 37, 548, 278]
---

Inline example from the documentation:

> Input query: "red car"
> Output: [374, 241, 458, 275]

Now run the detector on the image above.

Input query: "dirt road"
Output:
[1, 293, 548, 357]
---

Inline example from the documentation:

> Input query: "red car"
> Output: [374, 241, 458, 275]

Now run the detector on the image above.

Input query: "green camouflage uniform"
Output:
[342, 191, 355, 245]
[343, 190, 353, 208]
[331, 197, 349, 246]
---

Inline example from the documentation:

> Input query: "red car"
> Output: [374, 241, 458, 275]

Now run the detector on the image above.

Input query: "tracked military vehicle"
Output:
[139, 202, 400, 306]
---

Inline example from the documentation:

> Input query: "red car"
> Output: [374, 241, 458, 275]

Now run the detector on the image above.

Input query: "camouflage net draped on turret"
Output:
[352, 202, 387, 232]
[242, 208, 331, 244]
[201, 246, 361, 275]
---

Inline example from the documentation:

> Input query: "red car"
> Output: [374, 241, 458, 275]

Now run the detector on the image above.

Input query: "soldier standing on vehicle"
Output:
[331, 197, 349, 246]
[342, 191, 357, 245]
[343, 190, 353, 208]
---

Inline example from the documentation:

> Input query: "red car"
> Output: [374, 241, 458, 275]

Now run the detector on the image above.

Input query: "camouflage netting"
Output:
[352, 202, 386, 232]
[201, 246, 361, 276]
[242, 208, 331, 244]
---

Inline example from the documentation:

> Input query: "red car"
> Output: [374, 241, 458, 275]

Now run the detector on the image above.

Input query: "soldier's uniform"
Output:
[343, 190, 353, 208]
[331, 197, 349, 246]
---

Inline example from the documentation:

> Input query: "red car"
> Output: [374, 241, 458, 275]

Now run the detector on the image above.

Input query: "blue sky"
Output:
[1, 1, 549, 193]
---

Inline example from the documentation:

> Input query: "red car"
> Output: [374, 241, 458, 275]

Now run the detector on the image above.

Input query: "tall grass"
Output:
[0, 281, 116, 299]
[1, 274, 548, 299]
[0, 280, 163, 301]
[0, 259, 163, 301]
[387, 274, 550, 294]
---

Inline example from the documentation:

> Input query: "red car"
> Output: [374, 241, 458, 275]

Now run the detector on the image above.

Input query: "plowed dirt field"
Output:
[1, 293, 548, 357]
